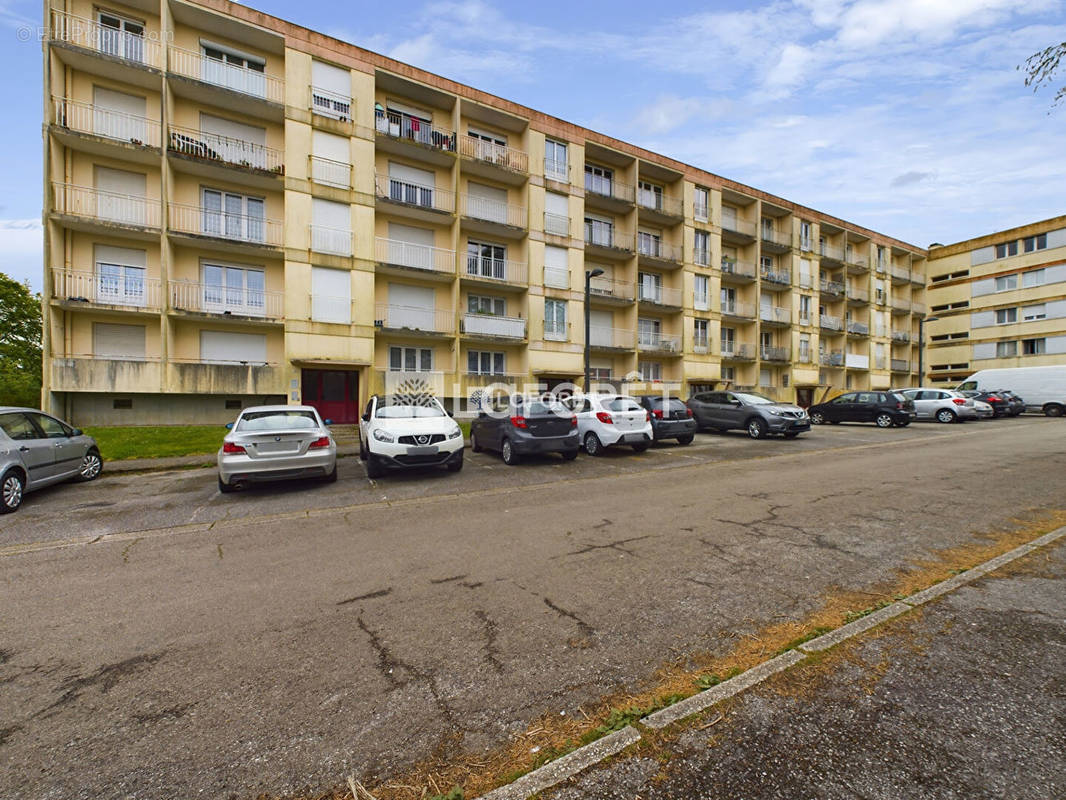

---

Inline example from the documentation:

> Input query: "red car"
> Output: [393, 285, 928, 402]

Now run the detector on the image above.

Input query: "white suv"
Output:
[574, 393, 653, 455]
[359, 395, 465, 478]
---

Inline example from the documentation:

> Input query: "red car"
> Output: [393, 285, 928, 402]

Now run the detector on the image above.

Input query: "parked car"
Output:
[470, 395, 579, 464]
[997, 390, 1027, 416]
[959, 390, 1011, 418]
[634, 395, 698, 444]
[898, 388, 978, 423]
[971, 399, 995, 419]
[359, 395, 464, 478]
[0, 407, 102, 513]
[956, 365, 1066, 417]
[808, 391, 915, 428]
[687, 391, 810, 439]
[573, 393, 653, 455]
[218, 405, 336, 493]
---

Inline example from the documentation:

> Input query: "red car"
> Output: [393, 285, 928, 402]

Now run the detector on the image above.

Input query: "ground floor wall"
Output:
[51, 392, 287, 427]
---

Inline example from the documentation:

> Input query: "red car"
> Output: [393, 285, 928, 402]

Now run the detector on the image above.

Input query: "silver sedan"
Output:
[217, 405, 337, 493]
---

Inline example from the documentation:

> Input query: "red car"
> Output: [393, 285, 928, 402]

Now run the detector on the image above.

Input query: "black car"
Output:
[960, 390, 1012, 417]
[996, 390, 1027, 416]
[808, 391, 915, 427]
[634, 395, 698, 444]
[469, 396, 579, 465]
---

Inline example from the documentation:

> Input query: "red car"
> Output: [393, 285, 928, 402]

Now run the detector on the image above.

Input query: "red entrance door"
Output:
[302, 369, 358, 423]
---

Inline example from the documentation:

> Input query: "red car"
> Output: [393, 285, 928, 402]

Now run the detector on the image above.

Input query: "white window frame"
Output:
[544, 139, 568, 181]
[201, 188, 265, 243]
[995, 307, 1018, 325]
[994, 274, 1018, 292]
[201, 262, 266, 316]
[468, 294, 506, 316]
[693, 274, 709, 310]
[96, 11, 145, 62]
[1023, 234, 1048, 253]
[95, 261, 146, 306]
[693, 229, 709, 266]
[996, 340, 1017, 358]
[1022, 269, 1045, 288]
[638, 361, 662, 381]
[1022, 337, 1046, 355]
[544, 299, 567, 340]
[995, 241, 1019, 259]
[1022, 304, 1046, 321]
[389, 346, 433, 372]
[693, 318, 709, 350]
[693, 186, 709, 222]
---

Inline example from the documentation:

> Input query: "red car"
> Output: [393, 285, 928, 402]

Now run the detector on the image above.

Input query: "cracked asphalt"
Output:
[0, 417, 1064, 799]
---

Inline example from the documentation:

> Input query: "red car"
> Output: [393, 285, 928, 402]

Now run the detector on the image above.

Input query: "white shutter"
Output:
[544, 245, 568, 269]
[970, 310, 995, 328]
[92, 87, 146, 142]
[588, 309, 613, 348]
[386, 223, 435, 270]
[1046, 335, 1066, 355]
[466, 181, 508, 222]
[93, 323, 145, 359]
[388, 162, 434, 187]
[544, 244, 569, 288]
[94, 166, 147, 224]
[312, 130, 349, 162]
[311, 267, 351, 324]
[386, 99, 431, 120]
[971, 278, 995, 297]
[1046, 264, 1066, 284]
[95, 166, 145, 196]
[387, 283, 436, 330]
[311, 60, 350, 95]
[94, 244, 146, 268]
[387, 223, 434, 247]
[1047, 228, 1066, 249]
[970, 246, 995, 265]
[312, 198, 350, 230]
[200, 113, 267, 168]
[972, 342, 996, 360]
[200, 331, 267, 364]
[1045, 300, 1066, 319]
[200, 113, 265, 146]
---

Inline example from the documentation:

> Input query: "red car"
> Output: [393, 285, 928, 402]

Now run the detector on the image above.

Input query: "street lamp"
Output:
[584, 268, 605, 391]
[917, 315, 939, 385]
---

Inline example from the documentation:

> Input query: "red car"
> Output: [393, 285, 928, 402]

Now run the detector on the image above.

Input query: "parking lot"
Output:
[1, 416, 1064, 799]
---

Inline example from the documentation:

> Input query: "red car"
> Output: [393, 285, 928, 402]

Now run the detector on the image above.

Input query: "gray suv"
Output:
[0, 407, 102, 513]
[687, 391, 810, 439]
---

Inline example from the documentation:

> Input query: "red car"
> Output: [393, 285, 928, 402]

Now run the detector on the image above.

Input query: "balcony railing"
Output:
[169, 124, 283, 173]
[760, 226, 791, 248]
[846, 321, 870, 335]
[848, 287, 870, 302]
[845, 353, 870, 369]
[589, 327, 633, 349]
[891, 297, 911, 312]
[721, 300, 756, 319]
[819, 351, 844, 366]
[52, 97, 161, 147]
[458, 136, 528, 173]
[891, 358, 911, 371]
[720, 259, 757, 280]
[375, 109, 456, 152]
[543, 267, 570, 289]
[309, 86, 352, 122]
[760, 306, 791, 324]
[693, 247, 710, 267]
[50, 9, 162, 68]
[584, 220, 632, 251]
[465, 254, 527, 284]
[545, 158, 568, 182]
[637, 237, 682, 263]
[820, 278, 845, 296]
[543, 322, 569, 342]
[760, 265, 790, 285]
[375, 237, 455, 274]
[721, 216, 757, 237]
[169, 280, 283, 318]
[375, 174, 455, 213]
[584, 174, 635, 203]
[760, 346, 789, 362]
[461, 313, 526, 339]
[460, 194, 526, 227]
[637, 190, 682, 217]
[169, 202, 283, 246]
[168, 46, 284, 104]
[891, 265, 911, 282]
[637, 332, 682, 353]
[638, 285, 682, 307]
[375, 303, 454, 334]
[846, 254, 869, 271]
[819, 242, 844, 261]
[52, 183, 160, 228]
[589, 276, 635, 302]
[693, 341, 710, 354]
[721, 343, 756, 360]
[310, 156, 352, 189]
[464, 371, 527, 386]
[310, 225, 353, 257]
[819, 314, 844, 331]
[310, 294, 353, 325]
[51, 269, 162, 308]
[891, 330, 911, 343]
[796, 349, 814, 364]
[544, 212, 569, 236]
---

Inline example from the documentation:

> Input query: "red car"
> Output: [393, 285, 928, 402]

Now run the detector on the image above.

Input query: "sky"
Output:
[1, 0, 1064, 291]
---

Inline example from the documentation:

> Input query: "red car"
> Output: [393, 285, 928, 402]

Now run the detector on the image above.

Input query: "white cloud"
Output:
[0, 219, 43, 292]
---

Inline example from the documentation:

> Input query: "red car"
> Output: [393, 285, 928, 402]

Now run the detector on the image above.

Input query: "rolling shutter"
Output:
[92, 86, 146, 142]
[467, 181, 508, 223]
[200, 331, 267, 364]
[93, 323, 145, 359]
[311, 267, 351, 324]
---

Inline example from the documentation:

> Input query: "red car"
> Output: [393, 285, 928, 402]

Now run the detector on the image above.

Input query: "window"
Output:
[638, 181, 663, 211]
[544, 299, 567, 340]
[995, 241, 1019, 259]
[798, 259, 812, 288]
[202, 188, 265, 242]
[545, 139, 568, 181]
[467, 240, 507, 280]
[721, 326, 736, 353]
[995, 308, 1017, 325]
[96, 262, 146, 306]
[800, 221, 812, 251]
[311, 198, 352, 255]
[389, 346, 433, 372]
[97, 12, 144, 62]
[311, 130, 351, 187]
[1022, 303, 1046, 321]
[721, 366, 735, 382]
[467, 350, 505, 375]
[759, 368, 772, 387]
[639, 271, 663, 303]
[994, 274, 1018, 292]
[201, 43, 267, 98]
[694, 319, 709, 350]
[637, 230, 663, 258]
[721, 286, 737, 313]
[544, 192, 569, 236]
[637, 317, 661, 347]
[200, 330, 266, 364]
[202, 263, 265, 316]
[584, 214, 614, 247]
[585, 164, 613, 196]
[638, 361, 662, 381]
[996, 341, 1017, 358]
[877, 245, 886, 269]
[543, 245, 569, 288]
[694, 274, 709, 310]
[694, 230, 709, 266]
[1023, 234, 1047, 252]
[1022, 269, 1045, 287]
[875, 279, 886, 304]
[693, 187, 709, 222]
[310, 61, 352, 121]
[799, 333, 811, 362]
[468, 294, 505, 316]
[799, 295, 812, 324]
[1023, 338, 1046, 355]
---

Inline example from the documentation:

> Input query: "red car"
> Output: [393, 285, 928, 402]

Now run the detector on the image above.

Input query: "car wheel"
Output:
[470, 431, 483, 452]
[1045, 403, 1064, 418]
[561, 449, 578, 461]
[810, 411, 825, 425]
[747, 418, 767, 440]
[501, 438, 520, 465]
[677, 434, 694, 445]
[936, 408, 957, 424]
[365, 455, 384, 479]
[359, 440, 368, 461]
[446, 453, 463, 472]
[323, 464, 338, 483]
[632, 442, 649, 453]
[218, 476, 237, 494]
[584, 432, 604, 456]
[75, 448, 103, 481]
[875, 413, 893, 428]
[1, 470, 25, 514]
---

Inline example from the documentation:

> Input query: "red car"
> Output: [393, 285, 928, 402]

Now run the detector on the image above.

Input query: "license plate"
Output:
[406, 445, 438, 456]
[624, 433, 645, 443]
[255, 442, 299, 453]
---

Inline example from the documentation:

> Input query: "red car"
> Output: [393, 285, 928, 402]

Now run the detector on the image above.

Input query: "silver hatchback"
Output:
[0, 407, 102, 513]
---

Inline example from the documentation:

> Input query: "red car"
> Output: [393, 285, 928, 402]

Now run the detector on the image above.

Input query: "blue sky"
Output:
[2, 0, 1064, 290]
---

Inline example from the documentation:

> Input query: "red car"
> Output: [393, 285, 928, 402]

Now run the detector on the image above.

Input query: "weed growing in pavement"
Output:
[427, 788, 463, 800]
[694, 667, 743, 690]
[774, 626, 833, 655]
[842, 599, 900, 624]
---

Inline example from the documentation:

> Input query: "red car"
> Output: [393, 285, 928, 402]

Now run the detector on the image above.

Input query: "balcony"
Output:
[310, 156, 352, 190]
[637, 333, 682, 354]
[458, 136, 528, 183]
[464, 371, 527, 388]
[51, 355, 162, 393]
[721, 301, 756, 320]
[310, 225, 353, 257]
[168, 125, 284, 184]
[463, 254, 527, 288]
[583, 175, 635, 212]
[169, 280, 284, 320]
[375, 237, 456, 276]
[309, 86, 352, 122]
[721, 215, 757, 244]
[891, 359, 911, 372]
[891, 330, 911, 344]
[720, 259, 757, 284]
[168, 360, 286, 395]
[891, 265, 911, 284]
[819, 278, 845, 298]
[375, 304, 454, 336]
[461, 313, 526, 340]
[169, 202, 283, 250]
[819, 351, 844, 367]
[51, 97, 161, 154]
[588, 276, 635, 304]
[760, 346, 789, 362]
[759, 306, 791, 326]
[168, 46, 284, 116]
[760, 226, 792, 253]
[49, 10, 163, 74]
[910, 270, 925, 286]
[721, 343, 756, 361]
[819, 242, 844, 264]
[760, 265, 790, 286]
[819, 314, 844, 331]
[375, 108, 456, 167]
[845, 353, 870, 369]
[846, 321, 870, 336]
[51, 269, 162, 311]
[52, 183, 160, 234]
[637, 190, 683, 225]
[847, 287, 869, 304]
[890, 297, 911, 315]
[589, 327, 634, 350]
[845, 254, 870, 274]
[637, 237, 683, 269]
[638, 285, 682, 309]
[911, 301, 927, 316]
[584, 221, 634, 259]
[459, 194, 527, 238]
[375, 174, 455, 220]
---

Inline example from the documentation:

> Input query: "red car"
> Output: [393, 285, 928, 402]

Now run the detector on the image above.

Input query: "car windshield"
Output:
[734, 392, 774, 405]
[522, 401, 569, 416]
[890, 392, 908, 402]
[237, 411, 318, 431]
[376, 403, 446, 419]
[647, 398, 687, 412]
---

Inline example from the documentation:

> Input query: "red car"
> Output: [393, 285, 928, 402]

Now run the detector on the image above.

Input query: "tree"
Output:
[0, 272, 43, 408]
[1020, 41, 1066, 111]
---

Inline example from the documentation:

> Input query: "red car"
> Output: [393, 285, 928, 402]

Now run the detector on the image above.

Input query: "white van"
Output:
[956, 365, 1066, 417]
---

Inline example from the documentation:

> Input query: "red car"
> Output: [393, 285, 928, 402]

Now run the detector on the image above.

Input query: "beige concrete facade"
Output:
[42, 0, 929, 425]
[925, 216, 1066, 386]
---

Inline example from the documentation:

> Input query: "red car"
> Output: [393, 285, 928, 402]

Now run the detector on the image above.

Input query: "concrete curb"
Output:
[471, 524, 1066, 798]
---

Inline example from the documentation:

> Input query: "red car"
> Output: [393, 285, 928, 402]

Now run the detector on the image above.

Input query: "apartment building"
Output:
[42, 0, 928, 425]
[925, 215, 1066, 386]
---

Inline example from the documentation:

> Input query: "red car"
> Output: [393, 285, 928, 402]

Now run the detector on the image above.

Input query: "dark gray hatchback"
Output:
[634, 395, 698, 444]
[469, 397, 579, 465]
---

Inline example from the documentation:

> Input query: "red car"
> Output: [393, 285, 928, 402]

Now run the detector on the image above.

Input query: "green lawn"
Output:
[85, 425, 227, 461]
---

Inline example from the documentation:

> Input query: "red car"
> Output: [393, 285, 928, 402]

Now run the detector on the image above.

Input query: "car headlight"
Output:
[373, 429, 395, 443]
[447, 426, 463, 440]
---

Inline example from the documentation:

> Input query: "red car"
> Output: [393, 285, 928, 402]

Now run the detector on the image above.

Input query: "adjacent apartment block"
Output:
[42, 0, 928, 425]
[925, 216, 1066, 386]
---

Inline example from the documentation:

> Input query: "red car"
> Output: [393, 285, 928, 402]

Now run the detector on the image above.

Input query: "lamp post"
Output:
[917, 315, 939, 385]
[584, 268, 605, 391]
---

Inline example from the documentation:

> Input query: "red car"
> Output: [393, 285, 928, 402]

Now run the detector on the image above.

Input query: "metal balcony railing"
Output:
[584, 219, 632, 250]
[693, 340, 711, 354]
[310, 225, 353, 257]
[588, 275, 634, 302]
[169, 280, 283, 318]
[460, 194, 526, 227]
[760, 265, 790, 285]
[637, 332, 682, 353]
[693, 200, 709, 222]
[760, 306, 791, 324]
[819, 242, 844, 261]
[310, 294, 353, 325]
[589, 327, 633, 349]
[721, 300, 756, 318]
[168, 45, 284, 104]
[169, 202, 283, 246]
[760, 346, 789, 362]
[721, 343, 755, 360]
[543, 322, 569, 341]
[50, 9, 162, 67]
[309, 86, 352, 121]
[693, 247, 710, 267]
[52, 183, 160, 228]
[820, 314, 844, 330]
[637, 190, 682, 217]
[637, 236, 682, 263]
[375, 303, 454, 334]
[638, 285, 682, 307]
[375, 108, 456, 152]
[891, 359, 910, 371]
[51, 269, 162, 308]
[169, 124, 283, 173]
[720, 259, 757, 280]
[52, 97, 161, 147]
[584, 174, 635, 203]
[458, 136, 528, 173]
[464, 371, 527, 386]
[465, 255, 527, 284]
[461, 313, 526, 339]
[309, 156, 352, 189]
[543, 267, 570, 289]
[760, 226, 791, 247]
[721, 215, 757, 237]
[544, 158, 568, 182]
[846, 321, 870, 335]
[375, 174, 455, 213]
[375, 237, 455, 274]
[820, 351, 844, 366]
[544, 212, 569, 236]
[891, 330, 911, 343]
[796, 349, 814, 364]
[820, 278, 845, 296]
